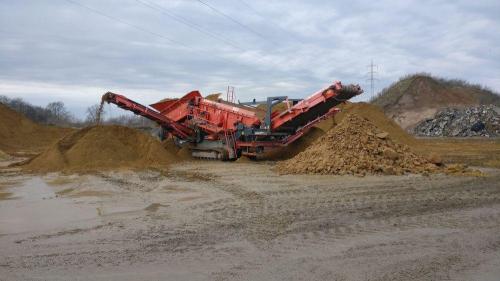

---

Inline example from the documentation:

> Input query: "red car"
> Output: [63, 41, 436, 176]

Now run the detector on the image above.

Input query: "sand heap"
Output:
[276, 114, 440, 175]
[0, 103, 73, 154]
[262, 102, 416, 160]
[261, 127, 326, 160]
[22, 125, 178, 173]
[317, 102, 416, 146]
[0, 150, 10, 160]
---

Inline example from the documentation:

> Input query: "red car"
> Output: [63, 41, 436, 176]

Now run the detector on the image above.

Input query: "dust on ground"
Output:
[0, 161, 499, 281]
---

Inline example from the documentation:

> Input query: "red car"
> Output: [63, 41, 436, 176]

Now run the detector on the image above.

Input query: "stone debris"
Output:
[276, 114, 442, 176]
[413, 105, 499, 137]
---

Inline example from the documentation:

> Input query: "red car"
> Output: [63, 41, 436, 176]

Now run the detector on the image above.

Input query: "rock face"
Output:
[413, 105, 499, 137]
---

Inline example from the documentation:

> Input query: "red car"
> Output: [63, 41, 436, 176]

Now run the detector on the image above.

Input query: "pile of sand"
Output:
[0, 150, 10, 160]
[316, 102, 416, 145]
[263, 102, 416, 160]
[205, 93, 222, 101]
[0, 103, 73, 154]
[22, 125, 178, 173]
[260, 127, 326, 160]
[161, 138, 194, 160]
[276, 114, 441, 175]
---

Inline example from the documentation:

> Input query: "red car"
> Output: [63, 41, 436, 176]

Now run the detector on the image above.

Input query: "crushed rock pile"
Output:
[276, 114, 443, 175]
[323, 102, 416, 145]
[0, 103, 73, 154]
[21, 125, 178, 173]
[413, 105, 499, 137]
[261, 127, 326, 160]
[263, 102, 416, 160]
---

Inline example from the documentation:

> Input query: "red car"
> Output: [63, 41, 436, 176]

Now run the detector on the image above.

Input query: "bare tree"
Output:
[85, 104, 105, 124]
[46, 101, 72, 125]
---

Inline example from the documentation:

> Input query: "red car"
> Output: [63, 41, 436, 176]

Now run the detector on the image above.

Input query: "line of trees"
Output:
[0, 96, 74, 126]
[0, 96, 156, 129]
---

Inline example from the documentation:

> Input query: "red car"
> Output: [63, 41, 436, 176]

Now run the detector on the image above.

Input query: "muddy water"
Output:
[0, 177, 98, 234]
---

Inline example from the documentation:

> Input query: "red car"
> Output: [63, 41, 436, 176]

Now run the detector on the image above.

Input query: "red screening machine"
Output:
[102, 81, 362, 160]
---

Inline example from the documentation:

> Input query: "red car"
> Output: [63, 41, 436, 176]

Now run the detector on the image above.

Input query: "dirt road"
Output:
[1, 161, 500, 280]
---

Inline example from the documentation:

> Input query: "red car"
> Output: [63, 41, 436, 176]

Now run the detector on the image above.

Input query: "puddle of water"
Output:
[0, 178, 99, 235]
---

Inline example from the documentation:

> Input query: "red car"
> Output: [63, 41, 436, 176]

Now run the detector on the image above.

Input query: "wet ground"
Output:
[1, 161, 500, 280]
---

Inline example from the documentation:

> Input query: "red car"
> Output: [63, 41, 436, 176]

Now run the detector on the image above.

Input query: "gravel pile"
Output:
[276, 114, 441, 176]
[413, 105, 499, 137]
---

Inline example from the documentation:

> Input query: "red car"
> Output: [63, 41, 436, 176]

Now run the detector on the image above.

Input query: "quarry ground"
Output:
[1, 159, 500, 281]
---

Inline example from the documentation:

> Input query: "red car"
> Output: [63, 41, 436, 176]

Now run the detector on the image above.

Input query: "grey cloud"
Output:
[0, 0, 499, 118]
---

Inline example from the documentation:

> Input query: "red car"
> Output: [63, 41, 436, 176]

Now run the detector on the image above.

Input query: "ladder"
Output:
[226, 86, 235, 103]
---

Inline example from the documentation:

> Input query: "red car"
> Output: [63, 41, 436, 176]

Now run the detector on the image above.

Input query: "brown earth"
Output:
[204, 93, 222, 101]
[21, 125, 178, 173]
[260, 127, 326, 160]
[414, 138, 500, 169]
[1, 162, 499, 280]
[0, 150, 10, 160]
[371, 74, 500, 129]
[0, 103, 73, 154]
[263, 102, 416, 161]
[176, 146, 193, 160]
[332, 102, 416, 145]
[268, 102, 498, 170]
[276, 113, 441, 175]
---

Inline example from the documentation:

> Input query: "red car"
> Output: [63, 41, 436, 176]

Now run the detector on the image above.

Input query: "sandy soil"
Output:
[1, 160, 500, 281]
[414, 138, 500, 168]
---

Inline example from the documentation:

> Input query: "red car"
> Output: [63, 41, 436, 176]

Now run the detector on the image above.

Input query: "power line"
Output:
[65, 0, 186, 47]
[63, 0, 295, 79]
[132, 0, 282, 69]
[366, 59, 378, 99]
[135, 0, 245, 52]
[64, 0, 257, 71]
[195, 0, 278, 46]
[236, 0, 305, 45]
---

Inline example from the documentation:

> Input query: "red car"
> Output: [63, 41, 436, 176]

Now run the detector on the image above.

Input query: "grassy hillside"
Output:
[369, 73, 500, 130]
[371, 73, 500, 110]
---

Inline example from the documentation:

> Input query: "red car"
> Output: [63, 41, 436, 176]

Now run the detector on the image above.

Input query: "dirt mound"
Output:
[22, 125, 178, 173]
[235, 156, 254, 163]
[0, 150, 10, 160]
[205, 93, 222, 101]
[0, 103, 73, 154]
[260, 127, 326, 160]
[262, 102, 416, 160]
[176, 146, 193, 160]
[332, 102, 416, 145]
[371, 74, 500, 129]
[276, 114, 441, 175]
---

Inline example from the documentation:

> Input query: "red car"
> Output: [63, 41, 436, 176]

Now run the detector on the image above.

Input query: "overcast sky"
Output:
[1, 0, 499, 118]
